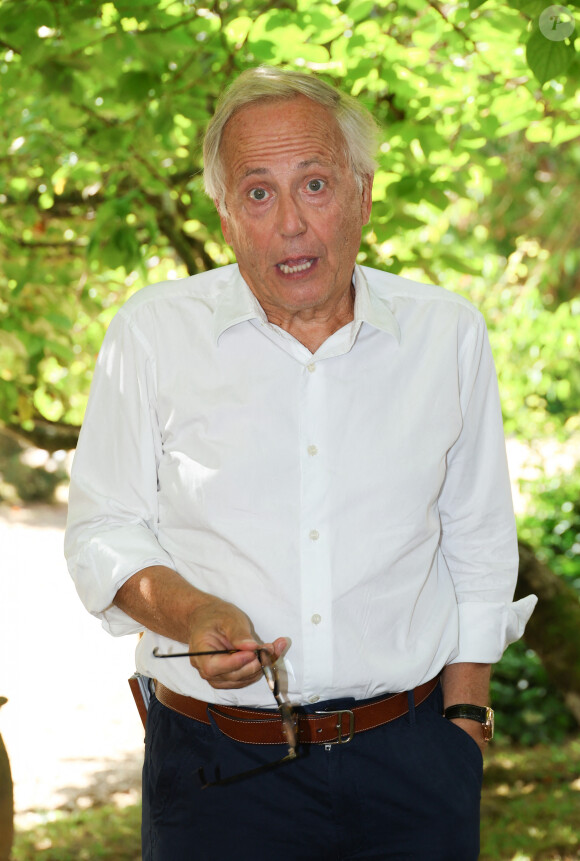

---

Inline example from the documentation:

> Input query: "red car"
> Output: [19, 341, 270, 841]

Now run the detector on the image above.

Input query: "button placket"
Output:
[299, 360, 333, 699]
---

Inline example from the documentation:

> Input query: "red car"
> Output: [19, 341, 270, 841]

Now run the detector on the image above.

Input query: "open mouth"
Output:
[277, 258, 316, 275]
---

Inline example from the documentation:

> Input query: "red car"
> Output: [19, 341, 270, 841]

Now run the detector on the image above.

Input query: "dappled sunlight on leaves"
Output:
[0, 0, 578, 450]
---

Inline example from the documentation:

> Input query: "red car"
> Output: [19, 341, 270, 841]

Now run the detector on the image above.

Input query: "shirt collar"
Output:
[213, 266, 267, 344]
[352, 265, 401, 343]
[213, 263, 401, 345]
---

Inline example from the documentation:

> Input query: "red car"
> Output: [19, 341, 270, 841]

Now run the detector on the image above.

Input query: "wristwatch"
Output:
[444, 704, 494, 742]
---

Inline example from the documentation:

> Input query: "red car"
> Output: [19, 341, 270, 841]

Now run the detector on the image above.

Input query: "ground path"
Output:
[0, 503, 144, 829]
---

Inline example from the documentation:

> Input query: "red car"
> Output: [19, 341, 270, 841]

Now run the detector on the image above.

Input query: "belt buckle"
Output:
[315, 708, 355, 744]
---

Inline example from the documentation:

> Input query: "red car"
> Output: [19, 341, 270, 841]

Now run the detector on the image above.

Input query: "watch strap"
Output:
[444, 704, 487, 722]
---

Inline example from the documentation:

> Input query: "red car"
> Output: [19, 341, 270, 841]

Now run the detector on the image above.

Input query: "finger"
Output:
[204, 663, 265, 690]
[207, 664, 265, 690]
[193, 649, 262, 685]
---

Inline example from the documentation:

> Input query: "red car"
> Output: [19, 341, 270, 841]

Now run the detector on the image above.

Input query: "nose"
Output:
[276, 192, 306, 237]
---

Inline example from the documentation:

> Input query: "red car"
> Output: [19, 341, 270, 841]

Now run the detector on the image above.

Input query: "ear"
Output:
[217, 202, 231, 244]
[361, 174, 373, 225]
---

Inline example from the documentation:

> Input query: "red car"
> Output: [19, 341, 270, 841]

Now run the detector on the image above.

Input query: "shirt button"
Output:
[309, 695, 320, 704]
[311, 614, 322, 625]
[307, 445, 318, 456]
[307, 363, 316, 373]
[309, 529, 319, 541]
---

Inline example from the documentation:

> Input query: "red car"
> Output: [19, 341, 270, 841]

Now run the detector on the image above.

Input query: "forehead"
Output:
[219, 95, 348, 181]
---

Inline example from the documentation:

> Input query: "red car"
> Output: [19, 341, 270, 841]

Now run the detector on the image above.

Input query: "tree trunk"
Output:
[516, 541, 580, 724]
[0, 698, 13, 861]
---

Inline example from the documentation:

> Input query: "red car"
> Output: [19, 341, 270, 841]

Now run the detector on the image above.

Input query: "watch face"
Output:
[483, 707, 495, 741]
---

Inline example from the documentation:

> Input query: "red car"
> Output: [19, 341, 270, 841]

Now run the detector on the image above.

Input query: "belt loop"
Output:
[407, 688, 416, 727]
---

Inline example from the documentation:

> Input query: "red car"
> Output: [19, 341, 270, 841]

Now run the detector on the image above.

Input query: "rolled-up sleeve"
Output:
[438, 311, 537, 663]
[64, 310, 175, 636]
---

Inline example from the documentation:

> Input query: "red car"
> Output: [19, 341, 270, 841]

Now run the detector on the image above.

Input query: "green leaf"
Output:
[0, 2, 26, 35]
[525, 121, 553, 142]
[393, 214, 426, 230]
[224, 16, 253, 47]
[90, 126, 133, 155]
[39, 60, 80, 96]
[45, 340, 75, 363]
[506, 0, 547, 17]
[526, 29, 576, 85]
[118, 70, 160, 101]
[552, 121, 580, 145]
[45, 312, 73, 330]
[439, 253, 482, 276]
[346, 0, 376, 24]
[246, 39, 277, 62]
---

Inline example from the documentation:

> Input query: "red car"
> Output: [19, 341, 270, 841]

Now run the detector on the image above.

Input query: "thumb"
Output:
[272, 637, 288, 659]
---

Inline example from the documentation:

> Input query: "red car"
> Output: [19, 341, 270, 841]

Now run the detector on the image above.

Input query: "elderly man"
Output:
[65, 66, 536, 860]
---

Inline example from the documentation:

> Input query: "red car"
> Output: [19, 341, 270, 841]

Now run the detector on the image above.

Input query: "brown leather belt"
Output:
[154, 676, 439, 746]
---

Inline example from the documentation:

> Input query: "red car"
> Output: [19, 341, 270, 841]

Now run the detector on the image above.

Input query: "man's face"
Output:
[218, 95, 373, 323]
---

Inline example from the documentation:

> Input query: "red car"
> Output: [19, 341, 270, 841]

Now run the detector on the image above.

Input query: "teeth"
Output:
[278, 259, 314, 275]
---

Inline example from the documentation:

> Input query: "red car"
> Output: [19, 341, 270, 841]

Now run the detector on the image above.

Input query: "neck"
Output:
[262, 283, 356, 354]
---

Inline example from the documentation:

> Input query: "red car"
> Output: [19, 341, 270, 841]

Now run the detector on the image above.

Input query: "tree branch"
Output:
[426, 0, 495, 73]
[2, 418, 80, 452]
[0, 39, 19, 54]
[154, 202, 215, 275]
[8, 237, 87, 249]
[129, 150, 216, 274]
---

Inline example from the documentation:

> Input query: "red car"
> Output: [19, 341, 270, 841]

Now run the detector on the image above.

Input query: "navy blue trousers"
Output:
[142, 683, 482, 860]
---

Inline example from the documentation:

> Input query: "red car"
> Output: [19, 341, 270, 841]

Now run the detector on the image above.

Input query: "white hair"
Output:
[203, 66, 380, 212]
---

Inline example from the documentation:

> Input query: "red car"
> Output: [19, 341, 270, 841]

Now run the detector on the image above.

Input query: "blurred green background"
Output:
[0, 0, 579, 858]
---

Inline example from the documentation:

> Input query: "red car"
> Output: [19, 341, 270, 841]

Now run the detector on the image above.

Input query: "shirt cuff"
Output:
[69, 524, 176, 636]
[99, 603, 146, 637]
[450, 595, 538, 664]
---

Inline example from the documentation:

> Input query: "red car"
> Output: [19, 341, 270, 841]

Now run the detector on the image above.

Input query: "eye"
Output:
[248, 187, 270, 201]
[306, 179, 325, 193]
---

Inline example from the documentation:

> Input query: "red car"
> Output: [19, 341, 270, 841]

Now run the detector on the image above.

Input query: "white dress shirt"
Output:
[65, 263, 536, 707]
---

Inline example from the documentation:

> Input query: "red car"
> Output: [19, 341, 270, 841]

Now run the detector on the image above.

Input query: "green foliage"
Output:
[492, 640, 577, 745]
[519, 472, 580, 584]
[0, 0, 578, 445]
[491, 472, 580, 745]
[526, 29, 577, 86]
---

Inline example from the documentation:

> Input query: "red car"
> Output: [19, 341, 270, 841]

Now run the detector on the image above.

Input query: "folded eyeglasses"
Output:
[153, 646, 298, 787]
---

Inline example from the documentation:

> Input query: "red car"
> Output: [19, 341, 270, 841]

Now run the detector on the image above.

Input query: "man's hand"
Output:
[113, 565, 287, 690]
[186, 595, 287, 690]
[448, 717, 486, 758]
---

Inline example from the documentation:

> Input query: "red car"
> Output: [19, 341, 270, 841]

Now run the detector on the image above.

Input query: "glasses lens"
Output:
[279, 702, 298, 753]
[258, 651, 297, 755]
[258, 650, 279, 697]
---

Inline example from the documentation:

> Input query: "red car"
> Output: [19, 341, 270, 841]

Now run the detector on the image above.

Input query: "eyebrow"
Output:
[242, 158, 333, 179]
